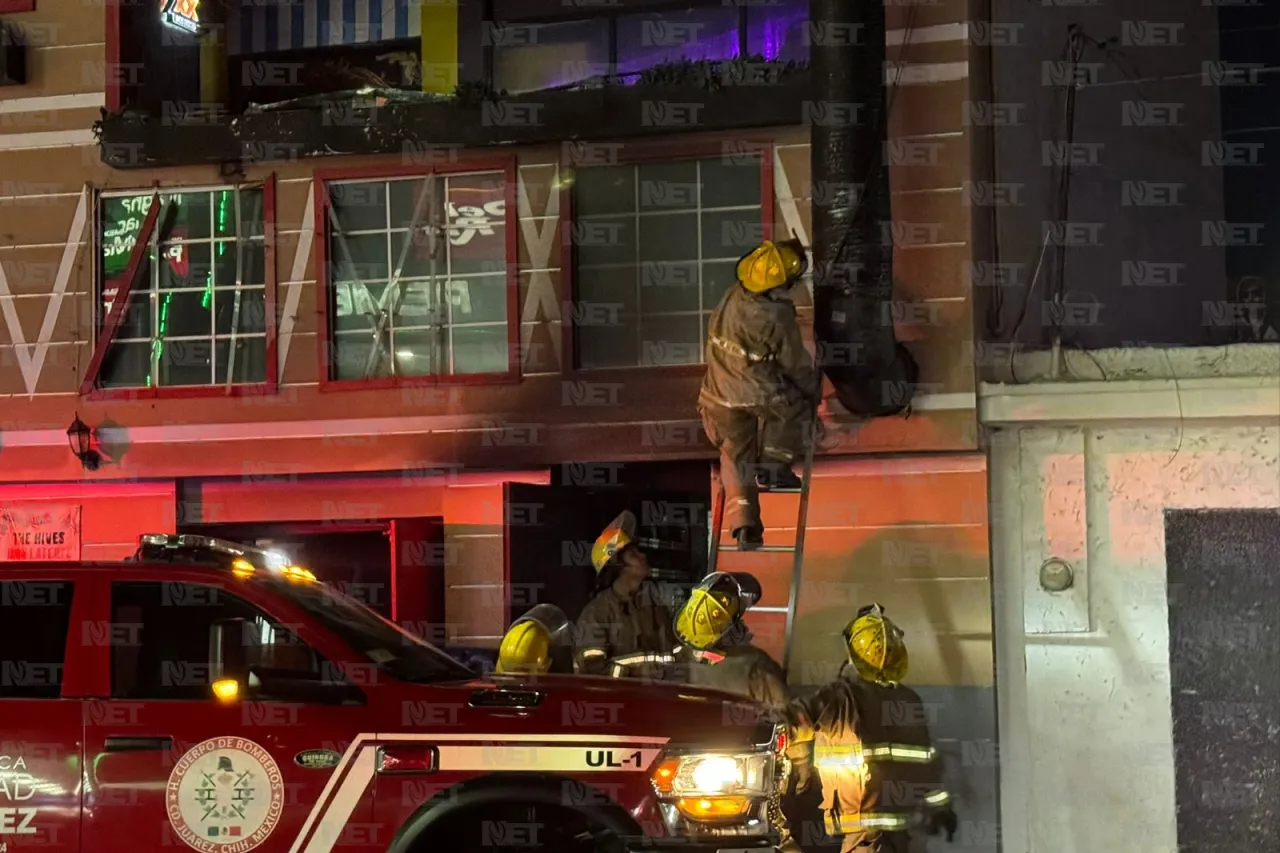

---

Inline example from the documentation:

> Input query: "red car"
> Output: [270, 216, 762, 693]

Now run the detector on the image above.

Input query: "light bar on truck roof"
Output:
[136, 533, 312, 581]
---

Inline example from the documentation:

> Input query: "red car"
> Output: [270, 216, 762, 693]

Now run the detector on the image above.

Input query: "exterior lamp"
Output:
[66, 415, 102, 471]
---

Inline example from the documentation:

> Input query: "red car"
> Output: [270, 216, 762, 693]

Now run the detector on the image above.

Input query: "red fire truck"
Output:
[0, 534, 786, 853]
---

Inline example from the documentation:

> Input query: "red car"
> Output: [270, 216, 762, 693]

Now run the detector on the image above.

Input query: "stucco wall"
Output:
[984, 358, 1280, 853]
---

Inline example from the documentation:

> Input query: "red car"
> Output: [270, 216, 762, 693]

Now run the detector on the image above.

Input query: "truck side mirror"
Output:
[210, 617, 251, 683]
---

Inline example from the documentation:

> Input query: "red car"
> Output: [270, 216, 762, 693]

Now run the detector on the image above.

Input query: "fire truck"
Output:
[0, 534, 787, 853]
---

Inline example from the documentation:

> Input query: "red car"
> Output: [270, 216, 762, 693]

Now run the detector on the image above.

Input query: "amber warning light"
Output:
[377, 746, 438, 774]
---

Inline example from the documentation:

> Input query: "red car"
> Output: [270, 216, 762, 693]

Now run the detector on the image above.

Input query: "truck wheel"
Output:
[420, 802, 628, 853]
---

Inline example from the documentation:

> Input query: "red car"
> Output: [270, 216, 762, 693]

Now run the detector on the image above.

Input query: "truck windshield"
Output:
[264, 577, 475, 684]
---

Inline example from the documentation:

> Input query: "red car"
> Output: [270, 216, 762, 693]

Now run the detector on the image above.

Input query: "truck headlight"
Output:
[651, 750, 774, 826]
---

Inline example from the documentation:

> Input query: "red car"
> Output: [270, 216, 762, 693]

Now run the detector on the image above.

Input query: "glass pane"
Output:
[388, 177, 434, 229]
[211, 240, 266, 287]
[617, 6, 741, 76]
[214, 288, 267, 336]
[576, 317, 637, 369]
[638, 161, 699, 211]
[100, 341, 152, 387]
[576, 266, 639, 317]
[493, 18, 611, 94]
[390, 328, 443, 377]
[573, 215, 636, 268]
[448, 274, 508, 326]
[214, 337, 268, 384]
[638, 213, 698, 263]
[394, 280, 445, 328]
[116, 293, 153, 340]
[451, 326, 509, 375]
[701, 210, 764, 259]
[171, 191, 213, 241]
[389, 231, 438, 279]
[747, 0, 810, 63]
[216, 188, 267, 239]
[333, 282, 387, 332]
[158, 241, 212, 290]
[702, 259, 738, 307]
[330, 333, 381, 381]
[159, 338, 213, 386]
[100, 195, 154, 280]
[447, 172, 507, 271]
[639, 261, 700, 313]
[158, 290, 212, 339]
[639, 313, 701, 366]
[700, 156, 763, 209]
[329, 181, 387, 233]
[332, 233, 390, 282]
[574, 165, 636, 217]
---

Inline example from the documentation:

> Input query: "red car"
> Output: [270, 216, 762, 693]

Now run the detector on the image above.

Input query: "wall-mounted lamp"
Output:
[66, 415, 102, 471]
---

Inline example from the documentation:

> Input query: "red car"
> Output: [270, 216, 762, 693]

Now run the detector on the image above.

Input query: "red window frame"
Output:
[0, 0, 36, 13]
[559, 135, 775, 378]
[81, 177, 281, 401]
[312, 156, 521, 392]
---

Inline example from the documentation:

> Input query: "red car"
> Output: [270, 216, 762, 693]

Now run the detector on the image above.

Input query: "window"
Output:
[490, 0, 809, 92]
[493, 18, 611, 94]
[97, 186, 270, 389]
[323, 170, 513, 382]
[571, 154, 765, 369]
[616, 5, 741, 78]
[109, 581, 332, 701]
[746, 0, 809, 64]
[262, 576, 473, 684]
[0, 581, 74, 699]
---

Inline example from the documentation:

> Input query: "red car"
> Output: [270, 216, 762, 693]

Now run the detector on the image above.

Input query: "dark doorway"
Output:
[182, 521, 394, 618]
[1165, 508, 1280, 853]
[506, 459, 713, 627]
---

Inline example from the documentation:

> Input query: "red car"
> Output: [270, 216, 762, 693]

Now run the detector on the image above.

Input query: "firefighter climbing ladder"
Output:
[707, 420, 817, 676]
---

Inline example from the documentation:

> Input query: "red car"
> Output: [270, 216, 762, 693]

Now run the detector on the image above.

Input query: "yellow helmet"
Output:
[496, 604, 569, 674]
[674, 572, 761, 651]
[842, 603, 908, 685]
[735, 238, 808, 293]
[590, 510, 637, 574]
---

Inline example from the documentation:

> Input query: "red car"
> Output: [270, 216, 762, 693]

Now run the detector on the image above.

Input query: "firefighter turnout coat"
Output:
[788, 677, 951, 851]
[573, 579, 678, 677]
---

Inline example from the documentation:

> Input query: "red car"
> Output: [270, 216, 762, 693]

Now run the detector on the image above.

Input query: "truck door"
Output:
[0, 573, 85, 853]
[80, 572, 382, 853]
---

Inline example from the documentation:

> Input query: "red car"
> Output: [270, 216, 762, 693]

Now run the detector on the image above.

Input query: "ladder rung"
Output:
[716, 545, 796, 553]
[757, 485, 804, 494]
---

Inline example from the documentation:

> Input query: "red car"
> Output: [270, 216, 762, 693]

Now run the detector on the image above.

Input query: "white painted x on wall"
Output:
[0, 187, 89, 396]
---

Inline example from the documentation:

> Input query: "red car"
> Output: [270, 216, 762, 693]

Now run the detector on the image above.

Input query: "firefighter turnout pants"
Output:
[699, 396, 811, 536]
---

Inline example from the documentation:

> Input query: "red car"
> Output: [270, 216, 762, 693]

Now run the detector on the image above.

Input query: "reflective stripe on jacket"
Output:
[700, 283, 819, 409]
[572, 580, 677, 675]
[788, 679, 950, 833]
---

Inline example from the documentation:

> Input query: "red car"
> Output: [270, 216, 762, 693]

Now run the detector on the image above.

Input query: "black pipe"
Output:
[809, 0, 918, 417]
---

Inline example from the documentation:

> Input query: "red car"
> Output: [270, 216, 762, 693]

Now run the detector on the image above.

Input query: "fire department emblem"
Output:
[166, 738, 285, 851]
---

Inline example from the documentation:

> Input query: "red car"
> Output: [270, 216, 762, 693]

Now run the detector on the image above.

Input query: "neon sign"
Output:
[160, 0, 202, 35]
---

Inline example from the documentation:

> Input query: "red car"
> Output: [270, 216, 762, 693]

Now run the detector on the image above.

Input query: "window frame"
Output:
[84, 177, 281, 401]
[560, 136, 775, 376]
[313, 157, 521, 392]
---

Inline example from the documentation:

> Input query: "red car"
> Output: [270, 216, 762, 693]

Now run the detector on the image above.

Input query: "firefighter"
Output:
[495, 604, 572, 675]
[787, 604, 957, 853]
[573, 510, 678, 678]
[672, 571, 789, 709]
[699, 236, 820, 551]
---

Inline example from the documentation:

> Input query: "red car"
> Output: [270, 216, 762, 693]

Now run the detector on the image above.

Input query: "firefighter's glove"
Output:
[927, 806, 958, 842]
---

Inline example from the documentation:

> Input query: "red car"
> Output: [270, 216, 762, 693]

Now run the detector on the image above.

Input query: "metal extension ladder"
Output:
[707, 422, 817, 675]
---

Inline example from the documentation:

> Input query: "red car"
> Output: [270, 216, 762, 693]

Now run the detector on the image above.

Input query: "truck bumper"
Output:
[628, 841, 781, 853]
